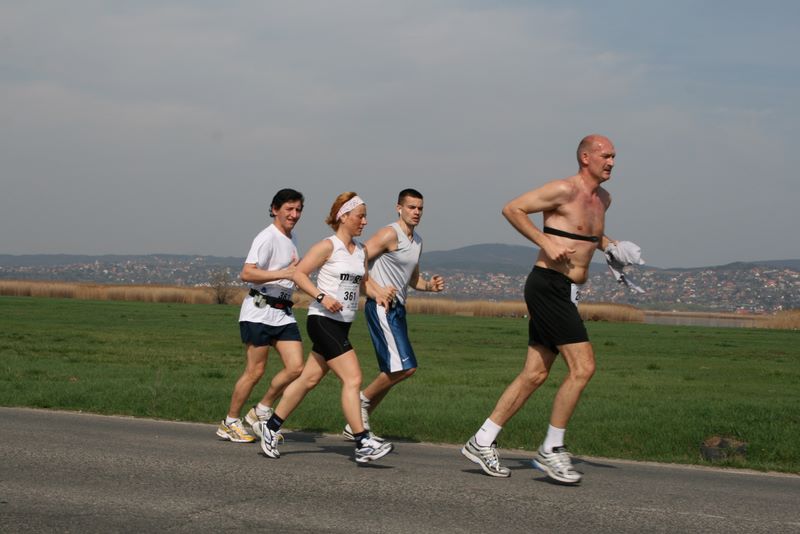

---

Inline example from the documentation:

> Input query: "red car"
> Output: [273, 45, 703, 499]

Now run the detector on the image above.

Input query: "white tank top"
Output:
[368, 223, 422, 305]
[308, 235, 366, 323]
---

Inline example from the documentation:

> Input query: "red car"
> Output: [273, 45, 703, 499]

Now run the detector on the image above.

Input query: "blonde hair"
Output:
[325, 191, 358, 230]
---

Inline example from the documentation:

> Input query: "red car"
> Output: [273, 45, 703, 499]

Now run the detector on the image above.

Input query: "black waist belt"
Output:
[543, 226, 599, 243]
[249, 289, 294, 310]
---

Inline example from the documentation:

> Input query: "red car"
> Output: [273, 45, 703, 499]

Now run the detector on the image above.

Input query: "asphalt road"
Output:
[1, 407, 798, 533]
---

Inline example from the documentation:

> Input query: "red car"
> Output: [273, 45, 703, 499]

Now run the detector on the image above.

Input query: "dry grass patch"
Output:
[1, 280, 646, 322]
[0, 280, 226, 305]
[406, 298, 527, 317]
[762, 309, 800, 330]
[578, 302, 645, 323]
[405, 297, 643, 322]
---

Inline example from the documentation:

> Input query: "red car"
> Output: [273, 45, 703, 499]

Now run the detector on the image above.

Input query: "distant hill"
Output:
[421, 244, 539, 274]
[1, 247, 797, 312]
[1, 248, 797, 274]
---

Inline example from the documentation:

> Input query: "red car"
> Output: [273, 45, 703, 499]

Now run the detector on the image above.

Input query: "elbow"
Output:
[501, 203, 515, 221]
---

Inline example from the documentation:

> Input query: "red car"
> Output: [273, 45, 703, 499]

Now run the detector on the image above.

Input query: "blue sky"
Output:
[1, 1, 798, 268]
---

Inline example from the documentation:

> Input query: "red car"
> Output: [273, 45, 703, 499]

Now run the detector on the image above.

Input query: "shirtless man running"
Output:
[462, 134, 619, 484]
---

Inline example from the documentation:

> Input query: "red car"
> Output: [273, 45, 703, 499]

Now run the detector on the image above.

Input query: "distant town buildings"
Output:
[1, 255, 797, 313]
[422, 264, 799, 313]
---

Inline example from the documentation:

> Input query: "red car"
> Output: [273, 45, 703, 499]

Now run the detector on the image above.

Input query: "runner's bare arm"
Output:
[502, 181, 576, 262]
[363, 226, 398, 261]
[409, 265, 444, 292]
[293, 239, 342, 313]
[241, 258, 298, 284]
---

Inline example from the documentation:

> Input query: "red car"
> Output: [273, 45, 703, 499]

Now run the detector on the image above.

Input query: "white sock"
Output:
[360, 392, 371, 405]
[225, 416, 239, 425]
[256, 403, 272, 416]
[542, 424, 566, 453]
[474, 418, 502, 447]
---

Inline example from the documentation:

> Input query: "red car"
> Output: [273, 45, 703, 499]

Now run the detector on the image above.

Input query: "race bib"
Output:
[336, 281, 359, 311]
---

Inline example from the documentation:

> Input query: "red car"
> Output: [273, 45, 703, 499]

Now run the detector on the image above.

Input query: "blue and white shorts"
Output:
[364, 298, 417, 373]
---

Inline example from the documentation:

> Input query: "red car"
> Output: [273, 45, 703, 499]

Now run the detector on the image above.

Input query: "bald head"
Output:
[576, 134, 613, 165]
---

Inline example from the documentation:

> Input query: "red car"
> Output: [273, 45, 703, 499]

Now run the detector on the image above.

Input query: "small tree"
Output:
[209, 269, 237, 305]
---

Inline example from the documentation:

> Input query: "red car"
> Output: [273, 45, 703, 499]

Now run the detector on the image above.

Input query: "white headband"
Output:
[336, 195, 364, 221]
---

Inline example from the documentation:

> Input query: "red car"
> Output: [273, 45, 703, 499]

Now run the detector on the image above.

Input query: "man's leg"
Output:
[260, 340, 304, 408]
[532, 340, 595, 484]
[461, 344, 555, 477]
[548, 341, 596, 430]
[217, 343, 268, 443]
[227, 343, 268, 419]
[361, 368, 417, 412]
[246, 339, 304, 437]
[487, 344, 557, 429]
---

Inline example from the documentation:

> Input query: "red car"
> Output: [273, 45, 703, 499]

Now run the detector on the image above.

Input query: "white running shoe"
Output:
[245, 405, 273, 439]
[532, 445, 582, 484]
[343, 424, 385, 443]
[355, 436, 393, 464]
[260, 425, 282, 459]
[461, 437, 511, 478]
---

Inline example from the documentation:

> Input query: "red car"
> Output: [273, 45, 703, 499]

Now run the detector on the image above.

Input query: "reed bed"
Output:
[0, 280, 230, 305]
[405, 297, 526, 317]
[8, 280, 794, 326]
[0, 280, 647, 322]
[404, 297, 645, 322]
[762, 309, 800, 330]
[578, 302, 645, 323]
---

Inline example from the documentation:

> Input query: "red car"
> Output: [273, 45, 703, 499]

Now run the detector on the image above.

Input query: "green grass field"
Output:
[1, 296, 798, 473]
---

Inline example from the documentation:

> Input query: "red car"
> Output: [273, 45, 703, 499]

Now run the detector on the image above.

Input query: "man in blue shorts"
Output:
[343, 188, 444, 440]
[462, 135, 621, 484]
[216, 188, 306, 443]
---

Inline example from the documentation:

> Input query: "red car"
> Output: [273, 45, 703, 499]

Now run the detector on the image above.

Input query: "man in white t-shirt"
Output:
[216, 188, 306, 443]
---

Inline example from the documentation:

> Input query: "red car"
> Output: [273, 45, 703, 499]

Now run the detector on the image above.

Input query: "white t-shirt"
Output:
[368, 222, 422, 305]
[238, 224, 298, 326]
[307, 235, 365, 324]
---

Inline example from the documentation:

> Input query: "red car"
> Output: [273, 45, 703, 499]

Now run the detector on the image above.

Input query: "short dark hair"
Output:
[397, 188, 423, 205]
[270, 188, 304, 217]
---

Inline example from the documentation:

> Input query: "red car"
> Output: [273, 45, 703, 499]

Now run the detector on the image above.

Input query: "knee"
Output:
[342, 371, 363, 392]
[519, 367, 549, 388]
[568, 361, 596, 384]
[243, 364, 265, 383]
[299, 372, 323, 390]
[284, 361, 304, 381]
[391, 368, 416, 383]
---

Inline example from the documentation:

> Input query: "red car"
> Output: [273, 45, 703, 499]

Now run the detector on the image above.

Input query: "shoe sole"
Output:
[461, 446, 511, 478]
[532, 458, 582, 484]
[260, 439, 280, 459]
[216, 430, 255, 443]
[355, 443, 393, 464]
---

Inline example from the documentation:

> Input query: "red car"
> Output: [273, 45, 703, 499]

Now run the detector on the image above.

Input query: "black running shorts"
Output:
[524, 266, 589, 354]
[239, 321, 302, 347]
[306, 315, 353, 361]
